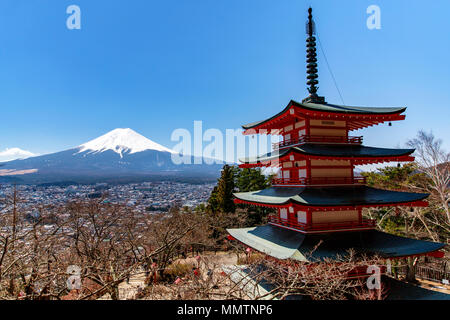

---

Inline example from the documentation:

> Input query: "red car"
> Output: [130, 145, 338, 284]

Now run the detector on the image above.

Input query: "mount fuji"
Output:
[78, 128, 175, 157]
[0, 128, 222, 184]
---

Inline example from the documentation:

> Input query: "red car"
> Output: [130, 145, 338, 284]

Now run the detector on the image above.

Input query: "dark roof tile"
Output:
[239, 144, 415, 163]
[227, 225, 445, 261]
[234, 186, 428, 206]
[242, 100, 406, 130]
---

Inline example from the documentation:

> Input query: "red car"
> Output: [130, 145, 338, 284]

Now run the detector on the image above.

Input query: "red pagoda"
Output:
[227, 8, 445, 265]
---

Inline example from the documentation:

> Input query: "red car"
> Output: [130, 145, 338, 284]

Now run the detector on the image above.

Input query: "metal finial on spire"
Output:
[303, 7, 326, 104]
[306, 7, 315, 38]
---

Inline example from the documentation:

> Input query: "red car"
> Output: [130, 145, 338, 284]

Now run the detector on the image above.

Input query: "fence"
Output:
[415, 266, 450, 282]
[396, 265, 449, 283]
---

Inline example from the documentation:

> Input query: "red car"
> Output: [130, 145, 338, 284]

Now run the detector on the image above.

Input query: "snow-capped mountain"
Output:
[0, 129, 222, 184]
[78, 128, 175, 157]
[0, 147, 36, 162]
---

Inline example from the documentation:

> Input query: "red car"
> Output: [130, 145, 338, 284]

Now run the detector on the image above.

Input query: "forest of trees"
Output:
[363, 131, 449, 244]
[0, 130, 448, 300]
[207, 165, 273, 225]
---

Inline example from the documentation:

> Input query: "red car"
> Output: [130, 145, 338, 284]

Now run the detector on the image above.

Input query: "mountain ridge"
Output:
[0, 128, 222, 184]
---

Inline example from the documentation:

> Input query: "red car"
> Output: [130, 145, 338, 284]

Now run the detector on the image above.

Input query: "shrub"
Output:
[164, 263, 193, 281]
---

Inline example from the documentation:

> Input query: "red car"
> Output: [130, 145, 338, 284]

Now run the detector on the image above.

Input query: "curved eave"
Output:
[227, 225, 446, 262]
[238, 145, 415, 167]
[233, 186, 429, 209]
[242, 100, 406, 134]
[234, 198, 429, 209]
[292, 100, 406, 115]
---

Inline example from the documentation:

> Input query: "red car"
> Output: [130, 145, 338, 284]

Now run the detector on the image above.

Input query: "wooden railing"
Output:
[273, 135, 363, 150]
[268, 215, 376, 233]
[272, 176, 366, 186]
[396, 265, 450, 283]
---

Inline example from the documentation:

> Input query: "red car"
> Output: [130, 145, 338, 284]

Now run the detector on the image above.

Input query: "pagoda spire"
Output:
[303, 7, 326, 104]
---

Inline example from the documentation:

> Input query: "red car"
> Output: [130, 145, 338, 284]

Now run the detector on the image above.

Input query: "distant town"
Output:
[0, 181, 216, 216]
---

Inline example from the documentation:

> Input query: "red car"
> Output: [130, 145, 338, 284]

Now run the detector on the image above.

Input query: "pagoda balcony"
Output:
[271, 176, 366, 186]
[268, 215, 376, 234]
[273, 135, 363, 150]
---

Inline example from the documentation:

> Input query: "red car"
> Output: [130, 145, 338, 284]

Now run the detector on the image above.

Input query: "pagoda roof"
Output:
[227, 224, 445, 262]
[233, 186, 428, 208]
[239, 144, 414, 165]
[386, 277, 450, 300]
[243, 100, 406, 131]
[292, 100, 406, 115]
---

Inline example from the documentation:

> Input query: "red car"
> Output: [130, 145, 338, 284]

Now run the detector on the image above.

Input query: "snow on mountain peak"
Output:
[78, 128, 175, 157]
[0, 148, 36, 162]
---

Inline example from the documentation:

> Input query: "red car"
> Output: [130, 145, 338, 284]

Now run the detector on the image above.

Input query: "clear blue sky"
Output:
[0, 0, 449, 156]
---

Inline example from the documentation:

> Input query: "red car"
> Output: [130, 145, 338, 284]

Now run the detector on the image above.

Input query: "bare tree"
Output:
[138, 247, 389, 301]
[407, 130, 450, 235]
[0, 188, 70, 300]
[0, 190, 394, 301]
[245, 251, 388, 300]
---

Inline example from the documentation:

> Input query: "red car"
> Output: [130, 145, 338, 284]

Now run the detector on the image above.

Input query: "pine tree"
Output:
[207, 165, 274, 224]
[216, 164, 236, 213]
[234, 167, 272, 225]
[235, 168, 270, 192]
[207, 186, 219, 213]
[208, 165, 236, 213]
